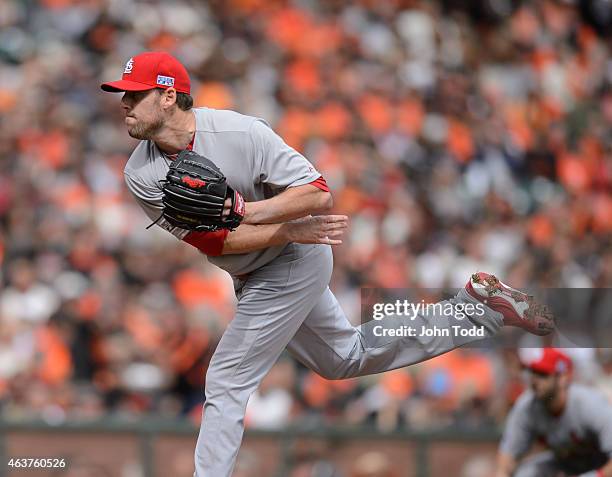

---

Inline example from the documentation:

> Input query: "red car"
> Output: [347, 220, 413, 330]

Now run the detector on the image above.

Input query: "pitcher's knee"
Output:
[204, 369, 232, 405]
[316, 361, 361, 380]
[204, 367, 260, 409]
[316, 369, 342, 380]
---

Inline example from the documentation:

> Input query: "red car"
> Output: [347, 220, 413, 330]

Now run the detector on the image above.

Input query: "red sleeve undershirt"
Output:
[309, 175, 329, 192]
[182, 174, 329, 256]
[183, 229, 229, 256]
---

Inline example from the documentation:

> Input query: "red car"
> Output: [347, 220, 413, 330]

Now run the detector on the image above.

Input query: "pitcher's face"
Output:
[121, 89, 165, 140]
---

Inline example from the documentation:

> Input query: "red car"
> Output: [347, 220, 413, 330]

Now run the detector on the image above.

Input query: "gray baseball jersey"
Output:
[500, 384, 612, 472]
[123, 106, 321, 275]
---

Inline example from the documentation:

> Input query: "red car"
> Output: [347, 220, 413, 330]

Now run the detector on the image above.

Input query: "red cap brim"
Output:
[100, 79, 155, 93]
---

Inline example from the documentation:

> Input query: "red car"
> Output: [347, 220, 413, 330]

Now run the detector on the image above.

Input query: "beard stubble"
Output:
[127, 113, 165, 140]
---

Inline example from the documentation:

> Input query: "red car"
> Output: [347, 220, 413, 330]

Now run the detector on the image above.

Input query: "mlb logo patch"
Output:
[124, 58, 134, 74]
[157, 75, 175, 87]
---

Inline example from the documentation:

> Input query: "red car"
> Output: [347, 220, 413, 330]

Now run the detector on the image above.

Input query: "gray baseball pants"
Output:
[194, 243, 501, 476]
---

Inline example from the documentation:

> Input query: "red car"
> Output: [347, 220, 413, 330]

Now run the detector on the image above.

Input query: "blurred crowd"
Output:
[1, 0, 611, 460]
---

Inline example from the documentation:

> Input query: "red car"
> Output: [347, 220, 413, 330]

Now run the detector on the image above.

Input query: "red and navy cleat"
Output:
[465, 272, 555, 336]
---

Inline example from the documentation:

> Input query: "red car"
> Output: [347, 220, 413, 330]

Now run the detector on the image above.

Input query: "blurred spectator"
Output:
[350, 451, 395, 477]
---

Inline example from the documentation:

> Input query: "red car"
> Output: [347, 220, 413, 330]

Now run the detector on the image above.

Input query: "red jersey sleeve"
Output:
[309, 176, 330, 192]
[183, 229, 229, 256]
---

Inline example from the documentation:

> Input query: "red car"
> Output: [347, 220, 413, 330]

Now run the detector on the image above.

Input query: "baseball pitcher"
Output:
[101, 51, 555, 477]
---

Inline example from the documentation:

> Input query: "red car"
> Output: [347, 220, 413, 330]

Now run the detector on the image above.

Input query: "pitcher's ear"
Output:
[159, 87, 178, 109]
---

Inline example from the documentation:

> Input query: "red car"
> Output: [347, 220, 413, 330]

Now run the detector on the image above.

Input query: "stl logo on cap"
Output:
[124, 58, 134, 74]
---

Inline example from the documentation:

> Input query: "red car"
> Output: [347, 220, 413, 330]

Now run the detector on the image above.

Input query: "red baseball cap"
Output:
[101, 51, 191, 94]
[522, 348, 572, 375]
